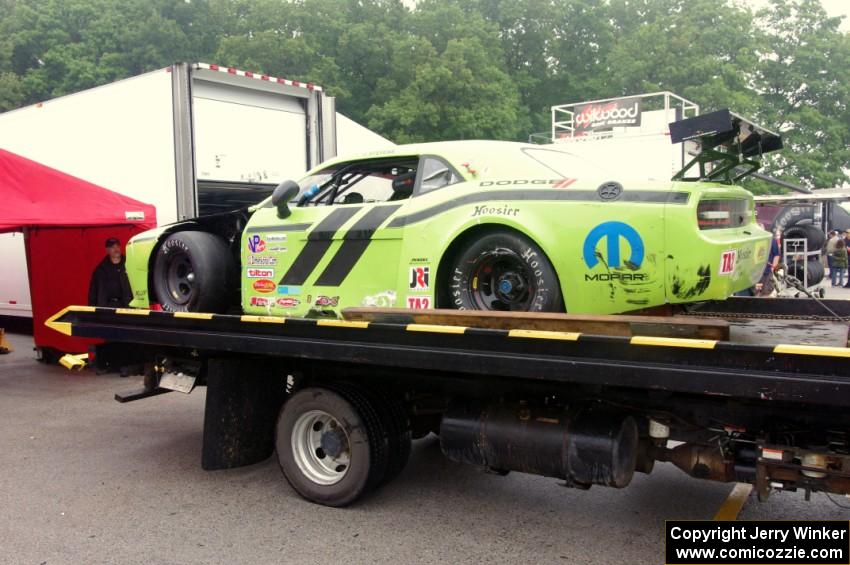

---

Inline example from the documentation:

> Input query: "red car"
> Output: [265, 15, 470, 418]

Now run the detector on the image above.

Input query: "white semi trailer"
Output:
[0, 62, 394, 318]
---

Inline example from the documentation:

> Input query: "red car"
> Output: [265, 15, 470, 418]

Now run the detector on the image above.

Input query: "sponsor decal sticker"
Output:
[247, 268, 275, 278]
[409, 266, 431, 290]
[719, 250, 737, 276]
[472, 205, 519, 218]
[407, 296, 432, 309]
[246, 255, 277, 266]
[315, 295, 339, 307]
[361, 290, 397, 308]
[266, 246, 287, 253]
[250, 296, 271, 307]
[277, 286, 302, 295]
[582, 221, 647, 282]
[266, 234, 288, 242]
[276, 297, 300, 308]
[253, 279, 276, 293]
[247, 235, 265, 253]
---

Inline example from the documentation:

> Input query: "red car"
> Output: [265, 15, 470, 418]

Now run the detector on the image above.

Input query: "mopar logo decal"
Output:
[583, 221, 644, 269]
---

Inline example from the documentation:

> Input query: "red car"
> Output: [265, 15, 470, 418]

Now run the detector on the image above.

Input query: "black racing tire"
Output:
[276, 387, 388, 507]
[152, 231, 234, 313]
[446, 231, 562, 312]
[783, 224, 825, 251]
[788, 259, 825, 287]
[771, 205, 814, 232]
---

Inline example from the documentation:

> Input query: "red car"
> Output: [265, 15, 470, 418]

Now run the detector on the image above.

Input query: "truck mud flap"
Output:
[202, 358, 287, 471]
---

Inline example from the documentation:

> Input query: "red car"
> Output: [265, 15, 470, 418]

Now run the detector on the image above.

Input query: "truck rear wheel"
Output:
[276, 387, 388, 507]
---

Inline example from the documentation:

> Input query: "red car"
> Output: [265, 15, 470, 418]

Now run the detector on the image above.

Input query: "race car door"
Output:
[243, 156, 418, 315]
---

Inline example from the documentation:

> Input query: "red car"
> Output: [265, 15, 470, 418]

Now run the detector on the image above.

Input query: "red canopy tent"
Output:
[0, 148, 157, 354]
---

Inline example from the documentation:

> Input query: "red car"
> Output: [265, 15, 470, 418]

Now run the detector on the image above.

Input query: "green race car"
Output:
[126, 139, 771, 317]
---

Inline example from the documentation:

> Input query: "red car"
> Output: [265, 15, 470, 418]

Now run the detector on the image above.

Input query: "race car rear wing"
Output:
[669, 109, 783, 184]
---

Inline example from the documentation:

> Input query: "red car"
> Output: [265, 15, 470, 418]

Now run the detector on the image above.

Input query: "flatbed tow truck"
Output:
[46, 297, 850, 507]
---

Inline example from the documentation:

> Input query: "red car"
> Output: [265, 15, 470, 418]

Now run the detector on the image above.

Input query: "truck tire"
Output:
[447, 231, 562, 312]
[323, 382, 411, 486]
[366, 388, 412, 485]
[276, 387, 388, 507]
[152, 231, 234, 313]
[784, 224, 825, 251]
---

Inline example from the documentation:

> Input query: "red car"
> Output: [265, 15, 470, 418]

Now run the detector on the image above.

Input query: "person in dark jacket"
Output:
[88, 237, 133, 307]
[831, 240, 848, 287]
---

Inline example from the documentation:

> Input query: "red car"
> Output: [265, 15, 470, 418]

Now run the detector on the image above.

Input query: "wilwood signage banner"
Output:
[573, 97, 642, 134]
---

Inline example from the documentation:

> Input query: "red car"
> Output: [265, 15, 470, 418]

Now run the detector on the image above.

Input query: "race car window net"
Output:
[697, 198, 752, 230]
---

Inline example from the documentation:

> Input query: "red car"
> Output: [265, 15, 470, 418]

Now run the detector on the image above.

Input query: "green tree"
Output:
[755, 0, 850, 188]
[365, 36, 525, 141]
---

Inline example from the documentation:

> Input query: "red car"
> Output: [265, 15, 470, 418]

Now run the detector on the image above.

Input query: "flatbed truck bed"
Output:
[46, 298, 850, 507]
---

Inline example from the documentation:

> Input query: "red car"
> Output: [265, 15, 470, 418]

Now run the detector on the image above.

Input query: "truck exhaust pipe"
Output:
[440, 402, 638, 488]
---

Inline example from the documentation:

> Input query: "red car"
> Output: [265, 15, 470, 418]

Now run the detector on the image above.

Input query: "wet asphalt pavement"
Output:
[1, 332, 847, 565]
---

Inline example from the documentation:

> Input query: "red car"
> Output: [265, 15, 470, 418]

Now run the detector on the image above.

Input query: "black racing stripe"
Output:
[314, 205, 401, 286]
[279, 207, 362, 285]
[246, 223, 312, 233]
[386, 189, 690, 228]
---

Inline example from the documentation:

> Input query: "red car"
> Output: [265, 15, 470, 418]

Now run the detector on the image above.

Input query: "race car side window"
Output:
[415, 156, 462, 196]
[295, 157, 419, 206]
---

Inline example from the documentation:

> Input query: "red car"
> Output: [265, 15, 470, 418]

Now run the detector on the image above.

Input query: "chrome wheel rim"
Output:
[291, 410, 351, 485]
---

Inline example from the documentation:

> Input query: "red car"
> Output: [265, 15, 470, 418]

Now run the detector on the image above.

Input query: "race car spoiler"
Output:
[669, 109, 783, 184]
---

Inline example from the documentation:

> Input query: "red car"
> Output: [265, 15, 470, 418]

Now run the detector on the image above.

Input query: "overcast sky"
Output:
[747, 0, 850, 31]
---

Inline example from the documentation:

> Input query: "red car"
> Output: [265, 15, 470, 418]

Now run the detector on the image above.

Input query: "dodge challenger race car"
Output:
[125, 139, 771, 317]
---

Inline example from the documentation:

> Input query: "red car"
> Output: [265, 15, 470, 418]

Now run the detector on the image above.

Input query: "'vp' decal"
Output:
[582, 221, 644, 269]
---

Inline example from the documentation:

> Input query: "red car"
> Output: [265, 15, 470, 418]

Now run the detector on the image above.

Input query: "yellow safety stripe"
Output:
[773, 344, 850, 358]
[44, 306, 74, 336]
[316, 320, 370, 329]
[115, 308, 150, 316]
[508, 329, 581, 341]
[406, 323, 467, 335]
[173, 312, 214, 320]
[630, 336, 717, 349]
[240, 315, 285, 324]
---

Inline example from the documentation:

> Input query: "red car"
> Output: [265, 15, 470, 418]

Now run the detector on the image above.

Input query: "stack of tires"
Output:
[771, 205, 825, 287]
